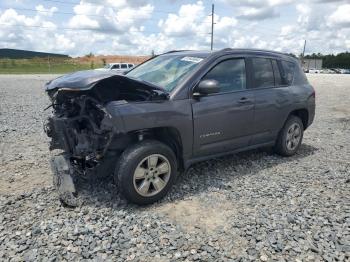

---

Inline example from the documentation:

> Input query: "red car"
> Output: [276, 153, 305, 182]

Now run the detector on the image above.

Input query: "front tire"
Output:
[275, 115, 304, 156]
[115, 140, 177, 205]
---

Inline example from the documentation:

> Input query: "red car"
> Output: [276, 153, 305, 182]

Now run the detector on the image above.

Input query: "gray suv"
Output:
[44, 48, 315, 205]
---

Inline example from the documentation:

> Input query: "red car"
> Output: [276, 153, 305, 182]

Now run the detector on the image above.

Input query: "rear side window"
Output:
[280, 61, 295, 85]
[202, 58, 246, 93]
[272, 59, 283, 86]
[128, 64, 133, 68]
[121, 64, 127, 69]
[252, 58, 274, 88]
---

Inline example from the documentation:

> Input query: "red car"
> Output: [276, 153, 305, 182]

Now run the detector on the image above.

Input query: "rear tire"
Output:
[115, 140, 177, 205]
[274, 115, 304, 156]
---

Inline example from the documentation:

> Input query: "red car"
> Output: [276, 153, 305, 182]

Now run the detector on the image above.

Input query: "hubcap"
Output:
[286, 123, 301, 151]
[133, 154, 171, 197]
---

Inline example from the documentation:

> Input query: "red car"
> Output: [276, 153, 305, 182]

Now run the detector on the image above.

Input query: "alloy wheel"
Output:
[133, 154, 171, 197]
[286, 123, 301, 151]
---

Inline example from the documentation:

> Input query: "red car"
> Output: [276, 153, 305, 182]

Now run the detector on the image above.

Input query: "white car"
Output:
[308, 69, 321, 74]
[96, 63, 134, 74]
[320, 69, 336, 74]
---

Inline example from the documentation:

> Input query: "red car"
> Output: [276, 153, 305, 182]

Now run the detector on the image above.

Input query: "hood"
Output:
[45, 70, 164, 92]
[45, 70, 169, 103]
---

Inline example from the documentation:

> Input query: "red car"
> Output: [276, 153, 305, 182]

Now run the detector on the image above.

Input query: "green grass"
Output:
[0, 59, 103, 74]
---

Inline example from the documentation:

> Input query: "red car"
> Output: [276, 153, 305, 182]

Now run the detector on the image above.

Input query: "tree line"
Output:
[304, 52, 350, 69]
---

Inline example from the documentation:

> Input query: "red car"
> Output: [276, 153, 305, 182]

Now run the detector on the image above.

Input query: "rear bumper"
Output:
[307, 98, 316, 128]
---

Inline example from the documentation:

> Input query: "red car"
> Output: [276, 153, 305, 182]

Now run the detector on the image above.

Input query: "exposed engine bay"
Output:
[44, 70, 168, 206]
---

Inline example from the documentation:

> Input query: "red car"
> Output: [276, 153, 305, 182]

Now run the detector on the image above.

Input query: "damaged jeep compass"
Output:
[44, 49, 315, 206]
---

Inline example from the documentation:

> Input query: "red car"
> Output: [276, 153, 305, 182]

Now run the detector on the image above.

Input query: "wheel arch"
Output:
[146, 127, 184, 171]
[287, 108, 309, 130]
[109, 126, 184, 171]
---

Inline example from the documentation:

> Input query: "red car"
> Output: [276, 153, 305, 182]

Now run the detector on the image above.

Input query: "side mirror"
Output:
[193, 79, 220, 97]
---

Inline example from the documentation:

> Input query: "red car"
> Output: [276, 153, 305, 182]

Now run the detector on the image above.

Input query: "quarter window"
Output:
[252, 58, 274, 88]
[202, 59, 246, 93]
[272, 59, 283, 86]
[280, 60, 295, 85]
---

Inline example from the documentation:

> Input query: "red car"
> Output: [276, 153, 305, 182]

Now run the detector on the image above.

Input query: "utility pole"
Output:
[210, 4, 214, 51]
[302, 40, 306, 57]
[302, 40, 306, 63]
[47, 55, 51, 73]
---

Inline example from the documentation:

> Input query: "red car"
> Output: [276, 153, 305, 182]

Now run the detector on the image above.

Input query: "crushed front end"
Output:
[43, 70, 168, 206]
[45, 90, 115, 206]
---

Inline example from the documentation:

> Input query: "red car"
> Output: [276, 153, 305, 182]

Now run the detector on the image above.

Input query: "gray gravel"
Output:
[0, 74, 349, 261]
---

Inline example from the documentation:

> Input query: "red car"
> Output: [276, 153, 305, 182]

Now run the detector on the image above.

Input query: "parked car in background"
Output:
[308, 69, 321, 74]
[330, 68, 341, 74]
[320, 69, 336, 74]
[95, 63, 134, 74]
[339, 69, 350, 74]
[45, 48, 315, 206]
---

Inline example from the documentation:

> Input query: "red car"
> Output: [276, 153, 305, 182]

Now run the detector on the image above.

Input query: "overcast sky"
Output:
[0, 0, 349, 57]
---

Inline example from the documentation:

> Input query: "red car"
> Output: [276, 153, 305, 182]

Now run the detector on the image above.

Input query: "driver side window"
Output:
[202, 58, 246, 93]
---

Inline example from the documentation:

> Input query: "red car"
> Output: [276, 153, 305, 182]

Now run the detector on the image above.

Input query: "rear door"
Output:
[249, 57, 292, 144]
[192, 57, 255, 157]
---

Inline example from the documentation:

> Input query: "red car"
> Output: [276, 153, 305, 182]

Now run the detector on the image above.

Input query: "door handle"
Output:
[238, 97, 251, 103]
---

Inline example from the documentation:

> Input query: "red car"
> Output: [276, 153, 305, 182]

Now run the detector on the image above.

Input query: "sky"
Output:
[0, 0, 349, 57]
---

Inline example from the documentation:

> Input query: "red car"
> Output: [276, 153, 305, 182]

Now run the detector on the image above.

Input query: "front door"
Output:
[192, 58, 255, 157]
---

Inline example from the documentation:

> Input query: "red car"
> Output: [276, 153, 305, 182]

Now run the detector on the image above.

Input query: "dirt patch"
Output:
[155, 193, 234, 233]
[74, 55, 150, 65]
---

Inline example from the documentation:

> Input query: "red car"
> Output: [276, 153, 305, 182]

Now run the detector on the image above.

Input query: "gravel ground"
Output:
[0, 74, 349, 261]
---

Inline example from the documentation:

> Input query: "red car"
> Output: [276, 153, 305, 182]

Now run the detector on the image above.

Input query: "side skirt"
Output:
[184, 141, 275, 169]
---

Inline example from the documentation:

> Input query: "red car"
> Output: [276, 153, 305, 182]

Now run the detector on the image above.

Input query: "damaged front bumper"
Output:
[44, 97, 116, 206]
[50, 154, 78, 207]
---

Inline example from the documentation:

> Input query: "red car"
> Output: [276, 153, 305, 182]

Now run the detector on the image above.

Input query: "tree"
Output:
[85, 52, 94, 58]
[304, 52, 350, 68]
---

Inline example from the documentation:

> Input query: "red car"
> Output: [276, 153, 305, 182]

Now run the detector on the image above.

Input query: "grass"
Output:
[0, 58, 103, 74]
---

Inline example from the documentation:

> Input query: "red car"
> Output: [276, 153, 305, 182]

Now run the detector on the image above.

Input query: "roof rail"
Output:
[162, 50, 192, 54]
[218, 48, 298, 59]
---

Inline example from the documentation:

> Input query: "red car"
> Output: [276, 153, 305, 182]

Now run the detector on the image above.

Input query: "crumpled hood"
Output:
[45, 70, 164, 92]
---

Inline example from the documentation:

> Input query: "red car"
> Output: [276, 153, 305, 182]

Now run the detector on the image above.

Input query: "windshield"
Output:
[126, 55, 204, 91]
[104, 64, 111, 69]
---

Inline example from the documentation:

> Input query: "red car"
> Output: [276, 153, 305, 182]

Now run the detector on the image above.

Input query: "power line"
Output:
[0, 22, 213, 36]
[41, 0, 211, 16]
[0, 6, 213, 23]
[1, 3, 331, 52]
